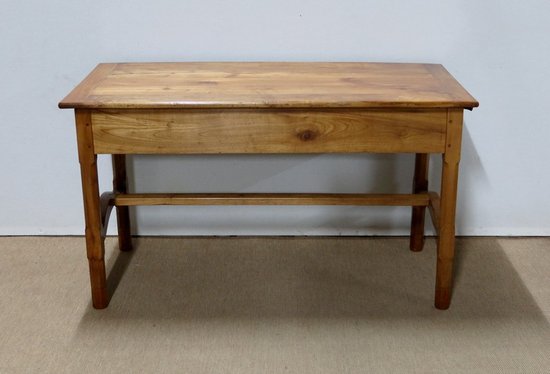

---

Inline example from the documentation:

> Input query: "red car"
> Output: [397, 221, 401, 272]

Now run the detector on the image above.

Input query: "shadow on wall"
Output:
[456, 123, 490, 234]
[124, 153, 416, 235]
[429, 122, 489, 235]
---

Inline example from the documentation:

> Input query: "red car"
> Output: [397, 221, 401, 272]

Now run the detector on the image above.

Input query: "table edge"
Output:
[58, 62, 479, 110]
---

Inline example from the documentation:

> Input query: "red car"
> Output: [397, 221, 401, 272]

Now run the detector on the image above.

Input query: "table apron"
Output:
[90, 109, 447, 154]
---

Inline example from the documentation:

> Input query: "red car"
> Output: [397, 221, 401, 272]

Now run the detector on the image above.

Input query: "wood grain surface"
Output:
[113, 193, 430, 207]
[91, 109, 447, 154]
[59, 62, 478, 110]
[60, 62, 478, 311]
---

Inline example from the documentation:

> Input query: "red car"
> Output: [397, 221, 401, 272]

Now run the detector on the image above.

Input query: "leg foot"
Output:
[434, 286, 451, 310]
[410, 206, 426, 252]
[88, 258, 109, 309]
[116, 206, 133, 251]
[435, 255, 454, 309]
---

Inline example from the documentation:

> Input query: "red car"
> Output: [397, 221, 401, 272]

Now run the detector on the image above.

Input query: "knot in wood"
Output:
[298, 129, 317, 141]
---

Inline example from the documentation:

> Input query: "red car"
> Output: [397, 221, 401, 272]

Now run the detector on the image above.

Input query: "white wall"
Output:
[1, 0, 549, 236]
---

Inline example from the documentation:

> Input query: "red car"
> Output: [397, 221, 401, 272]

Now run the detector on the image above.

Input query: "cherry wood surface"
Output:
[74, 110, 108, 309]
[61, 62, 477, 310]
[91, 109, 447, 154]
[59, 62, 478, 110]
[113, 193, 430, 207]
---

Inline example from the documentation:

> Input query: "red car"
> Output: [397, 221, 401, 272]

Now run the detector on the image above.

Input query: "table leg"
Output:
[435, 110, 463, 310]
[410, 153, 429, 252]
[75, 110, 109, 309]
[112, 155, 133, 251]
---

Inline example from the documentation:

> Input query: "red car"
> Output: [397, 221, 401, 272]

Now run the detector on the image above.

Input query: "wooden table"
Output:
[59, 62, 478, 310]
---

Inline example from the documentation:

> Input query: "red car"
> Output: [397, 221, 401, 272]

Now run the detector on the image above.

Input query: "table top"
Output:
[59, 62, 478, 110]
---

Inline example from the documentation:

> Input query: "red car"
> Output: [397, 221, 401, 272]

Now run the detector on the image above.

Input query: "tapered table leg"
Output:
[112, 154, 133, 251]
[410, 153, 429, 252]
[75, 110, 109, 309]
[434, 110, 463, 310]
